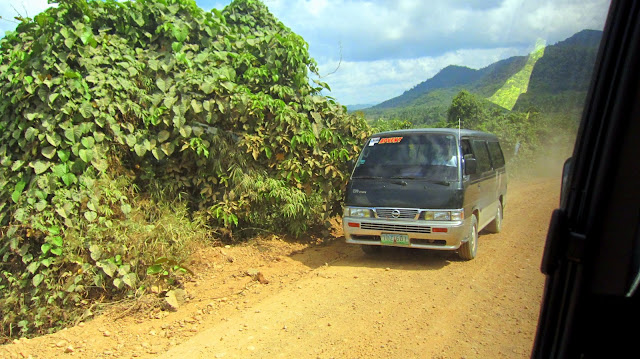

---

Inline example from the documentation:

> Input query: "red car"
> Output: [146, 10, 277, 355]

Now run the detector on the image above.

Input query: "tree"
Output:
[447, 90, 486, 129]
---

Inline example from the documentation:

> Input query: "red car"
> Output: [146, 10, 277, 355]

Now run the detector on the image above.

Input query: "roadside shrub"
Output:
[0, 0, 370, 339]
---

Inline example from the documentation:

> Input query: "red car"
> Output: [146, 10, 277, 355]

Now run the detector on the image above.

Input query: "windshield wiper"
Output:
[424, 179, 451, 186]
[390, 176, 451, 186]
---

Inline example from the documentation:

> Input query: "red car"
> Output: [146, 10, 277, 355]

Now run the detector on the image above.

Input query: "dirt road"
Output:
[2, 177, 558, 359]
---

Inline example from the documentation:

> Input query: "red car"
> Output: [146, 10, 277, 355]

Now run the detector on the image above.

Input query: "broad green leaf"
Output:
[93, 131, 105, 142]
[98, 260, 117, 277]
[161, 142, 175, 156]
[172, 26, 188, 42]
[79, 102, 93, 118]
[12, 180, 27, 203]
[81, 136, 95, 148]
[179, 125, 192, 138]
[134, 143, 147, 157]
[25, 127, 37, 141]
[157, 130, 170, 143]
[113, 277, 124, 289]
[89, 244, 102, 261]
[156, 78, 166, 92]
[91, 158, 108, 172]
[27, 261, 40, 274]
[84, 211, 97, 222]
[41, 243, 52, 255]
[79, 149, 94, 162]
[64, 70, 81, 79]
[164, 95, 177, 108]
[11, 160, 25, 171]
[41, 257, 53, 267]
[58, 150, 70, 162]
[192, 126, 204, 137]
[32, 274, 44, 287]
[55, 206, 68, 218]
[51, 247, 63, 256]
[52, 163, 67, 177]
[49, 93, 60, 104]
[64, 128, 75, 142]
[125, 134, 137, 147]
[201, 82, 214, 94]
[41, 146, 56, 159]
[122, 273, 137, 288]
[191, 99, 202, 113]
[46, 133, 62, 147]
[146, 264, 163, 275]
[35, 200, 47, 211]
[148, 59, 159, 71]
[121, 203, 132, 215]
[49, 236, 63, 247]
[152, 148, 165, 160]
[62, 173, 77, 186]
[48, 225, 60, 235]
[80, 29, 93, 45]
[31, 160, 50, 174]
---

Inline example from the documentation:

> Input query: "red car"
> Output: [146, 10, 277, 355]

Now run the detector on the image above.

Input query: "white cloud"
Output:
[0, 0, 54, 36]
[1, 0, 611, 105]
[316, 46, 529, 105]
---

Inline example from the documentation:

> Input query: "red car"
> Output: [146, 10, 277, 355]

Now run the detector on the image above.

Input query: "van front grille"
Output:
[360, 222, 432, 234]
[374, 208, 419, 219]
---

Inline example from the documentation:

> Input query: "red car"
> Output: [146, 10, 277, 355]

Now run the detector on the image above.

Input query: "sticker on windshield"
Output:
[369, 136, 403, 146]
[379, 136, 403, 144]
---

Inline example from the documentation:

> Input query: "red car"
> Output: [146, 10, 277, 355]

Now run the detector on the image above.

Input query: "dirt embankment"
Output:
[2, 175, 560, 359]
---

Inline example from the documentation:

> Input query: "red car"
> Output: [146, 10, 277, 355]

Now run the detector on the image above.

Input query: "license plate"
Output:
[381, 233, 410, 246]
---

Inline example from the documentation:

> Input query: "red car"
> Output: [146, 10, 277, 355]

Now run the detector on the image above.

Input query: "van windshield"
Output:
[352, 133, 459, 182]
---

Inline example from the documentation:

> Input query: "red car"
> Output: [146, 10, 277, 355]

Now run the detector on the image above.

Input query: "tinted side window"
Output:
[487, 141, 505, 168]
[461, 139, 473, 157]
[471, 140, 491, 172]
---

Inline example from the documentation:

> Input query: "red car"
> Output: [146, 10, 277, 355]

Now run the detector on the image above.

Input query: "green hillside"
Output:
[488, 39, 545, 110]
[362, 30, 601, 128]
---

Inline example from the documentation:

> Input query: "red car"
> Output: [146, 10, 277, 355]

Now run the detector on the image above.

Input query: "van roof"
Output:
[370, 128, 498, 140]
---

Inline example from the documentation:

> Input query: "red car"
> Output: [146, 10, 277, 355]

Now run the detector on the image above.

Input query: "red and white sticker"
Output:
[378, 137, 403, 144]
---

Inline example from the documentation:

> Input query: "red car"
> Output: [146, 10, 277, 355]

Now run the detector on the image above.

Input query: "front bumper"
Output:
[343, 216, 469, 250]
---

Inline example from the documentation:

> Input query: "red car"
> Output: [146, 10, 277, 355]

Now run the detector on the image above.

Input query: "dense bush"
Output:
[0, 0, 369, 338]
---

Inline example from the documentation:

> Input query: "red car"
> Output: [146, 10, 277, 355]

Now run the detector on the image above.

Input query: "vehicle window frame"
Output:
[487, 141, 505, 169]
[471, 139, 492, 173]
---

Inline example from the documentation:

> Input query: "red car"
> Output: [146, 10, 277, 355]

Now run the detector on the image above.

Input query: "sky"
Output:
[0, 0, 611, 106]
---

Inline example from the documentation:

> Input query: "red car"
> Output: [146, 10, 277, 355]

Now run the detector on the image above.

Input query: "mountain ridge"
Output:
[358, 29, 602, 126]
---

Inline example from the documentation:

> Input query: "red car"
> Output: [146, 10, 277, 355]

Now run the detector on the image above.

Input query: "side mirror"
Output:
[464, 155, 477, 175]
[560, 157, 572, 206]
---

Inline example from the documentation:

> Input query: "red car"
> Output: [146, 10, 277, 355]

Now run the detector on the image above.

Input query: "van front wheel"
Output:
[458, 215, 478, 260]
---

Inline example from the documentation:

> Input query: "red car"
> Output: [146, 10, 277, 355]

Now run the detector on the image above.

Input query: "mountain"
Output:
[363, 29, 602, 126]
[373, 65, 483, 109]
[513, 29, 602, 116]
[346, 103, 376, 112]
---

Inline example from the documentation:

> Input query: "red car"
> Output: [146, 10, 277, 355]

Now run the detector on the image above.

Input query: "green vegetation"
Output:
[488, 40, 545, 110]
[0, 0, 370, 339]
[445, 90, 576, 175]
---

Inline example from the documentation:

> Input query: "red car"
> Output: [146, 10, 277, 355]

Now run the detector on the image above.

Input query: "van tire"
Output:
[486, 202, 503, 233]
[458, 215, 478, 260]
[361, 245, 381, 255]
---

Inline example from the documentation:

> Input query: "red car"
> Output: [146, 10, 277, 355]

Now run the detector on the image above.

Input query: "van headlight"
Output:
[345, 207, 372, 218]
[423, 210, 464, 221]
